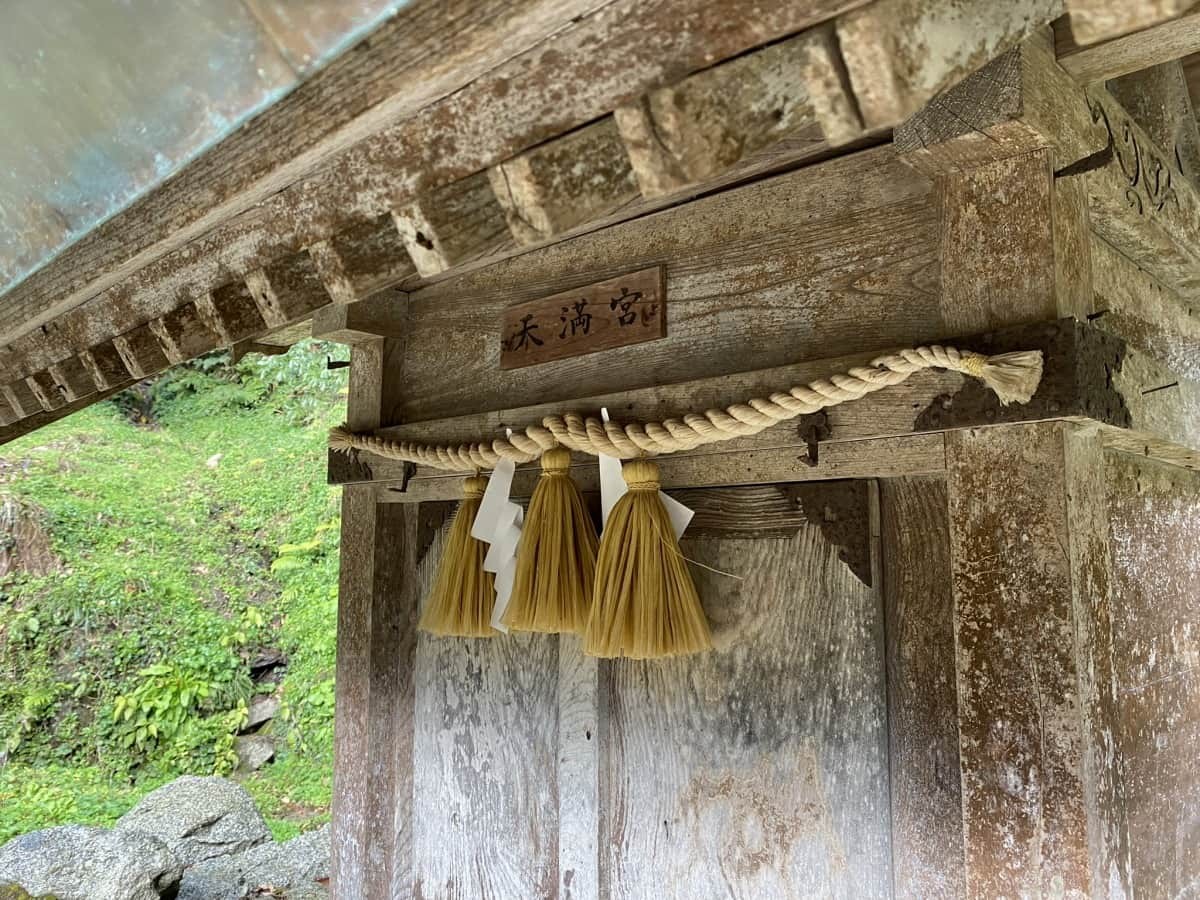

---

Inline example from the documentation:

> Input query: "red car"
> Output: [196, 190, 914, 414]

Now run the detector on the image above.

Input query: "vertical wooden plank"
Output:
[945, 422, 1131, 898]
[558, 638, 600, 900]
[601, 482, 891, 899]
[879, 477, 966, 900]
[1064, 429, 1131, 897]
[409, 502, 560, 900]
[1106, 453, 1200, 897]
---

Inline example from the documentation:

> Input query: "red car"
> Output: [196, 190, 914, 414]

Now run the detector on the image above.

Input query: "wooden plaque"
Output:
[499, 266, 666, 369]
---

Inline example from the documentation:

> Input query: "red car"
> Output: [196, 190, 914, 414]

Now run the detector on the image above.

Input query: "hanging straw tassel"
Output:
[584, 459, 713, 659]
[418, 475, 498, 638]
[503, 447, 599, 634]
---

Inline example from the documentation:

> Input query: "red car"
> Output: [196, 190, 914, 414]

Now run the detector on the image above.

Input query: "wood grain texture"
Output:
[1058, 9, 1200, 81]
[490, 117, 639, 246]
[896, 28, 1108, 174]
[879, 477, 965, 899]
[1106, 452, 1200, 898]
[331, 488, 414, 899]
[398, 146, 941, 422]
[938, 151, 1057, 331]
[0, 0, 617, 343]
[499, 266, 665, 370]
[614, 25, 861, 198]
[409, 501, 561, 900]
[837, 0, 1063, 129]
[600, 482, 891, 898]
[1061, 0, 1194, 48]
[944, 422, 1141, 897]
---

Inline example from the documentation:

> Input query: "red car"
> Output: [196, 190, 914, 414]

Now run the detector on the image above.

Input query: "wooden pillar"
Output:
[331, 335, 413, 899]
[944, 422, 1130, 898]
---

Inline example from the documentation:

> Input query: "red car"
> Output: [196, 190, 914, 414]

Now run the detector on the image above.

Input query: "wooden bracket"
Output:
[312, 292, 408, 345]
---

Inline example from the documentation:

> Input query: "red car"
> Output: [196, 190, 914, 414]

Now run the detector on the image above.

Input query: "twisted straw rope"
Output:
[332, 345, 1040, 473]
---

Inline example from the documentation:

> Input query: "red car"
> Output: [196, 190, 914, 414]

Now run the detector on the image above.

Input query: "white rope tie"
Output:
[329, 345, 1043, 473]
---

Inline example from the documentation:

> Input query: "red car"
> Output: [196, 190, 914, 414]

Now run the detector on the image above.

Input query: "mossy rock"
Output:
[0, 882, 58, 899]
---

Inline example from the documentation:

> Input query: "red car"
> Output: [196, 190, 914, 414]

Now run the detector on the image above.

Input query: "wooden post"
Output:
[331, 334, 413, 899]
[944, 422, 1129, 897]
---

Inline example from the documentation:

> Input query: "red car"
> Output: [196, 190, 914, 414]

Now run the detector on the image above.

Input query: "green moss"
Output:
[0, 342, 348, 844]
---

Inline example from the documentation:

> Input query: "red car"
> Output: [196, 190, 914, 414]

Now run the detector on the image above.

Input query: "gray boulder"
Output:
[115, 776, 269, 867]
[0, 825, 182, 900]
[178, 825, 330, 900]
[233, 736, 275, 773]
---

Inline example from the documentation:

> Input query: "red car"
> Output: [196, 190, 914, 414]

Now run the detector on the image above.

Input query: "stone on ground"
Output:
[0, 825, 182, 900]
[178, 824, 331, 900]
[114, 776, 269, 866]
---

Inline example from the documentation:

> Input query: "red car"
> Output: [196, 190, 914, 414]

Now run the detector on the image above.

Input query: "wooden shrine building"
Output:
[3, 1, 1200, 896]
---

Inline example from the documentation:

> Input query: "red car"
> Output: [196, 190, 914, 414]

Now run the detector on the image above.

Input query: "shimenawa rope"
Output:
[329, 345, 1043, 472]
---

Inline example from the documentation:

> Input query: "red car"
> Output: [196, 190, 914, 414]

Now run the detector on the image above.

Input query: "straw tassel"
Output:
[584, 459, 713, 659]
[503, 447, 598, 634]
[418, 475, 498, 638]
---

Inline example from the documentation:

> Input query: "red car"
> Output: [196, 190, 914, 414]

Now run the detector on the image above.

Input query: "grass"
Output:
[0, 342, 348, 843]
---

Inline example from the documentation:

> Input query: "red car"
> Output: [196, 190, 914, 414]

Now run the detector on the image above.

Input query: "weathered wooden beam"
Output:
[896, 28, 1109, 173]
[398, 145, 941, 421]
[147, 318, 185, 366]
[489, 117, 638, 245]
[945, 422, 1130, 896]
[0, 396, 16, 428]
[334, 318, 1200, 494]
[837, 0, 1063, 129]
[613, 26, 862, 198]
[392, 172, 508, 277]
[243, 268, 291, 330]
[315, 214, 416, 301]
[312, 292, 408, 345]
[1059, 0, 1194, 50]
[0, 376, 136, 447]
[364, 434, 946, 503]
[0, 0, 874, 382]
[1059, 12, 1200, 82]
[306, 239, 358, 305]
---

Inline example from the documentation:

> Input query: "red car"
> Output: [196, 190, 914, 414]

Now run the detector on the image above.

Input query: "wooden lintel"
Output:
[363, 434, 947, 502]
[312, 292, 409, 345]
[1058, 10, 1200, 82]
[330, 319, 1200, 491]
